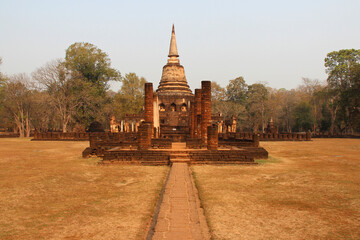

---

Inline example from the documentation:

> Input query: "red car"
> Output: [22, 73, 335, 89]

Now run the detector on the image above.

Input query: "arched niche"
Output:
[159, 103, 165, 112]
[170, 103, 176, 112]
[181, 103, 187, 112]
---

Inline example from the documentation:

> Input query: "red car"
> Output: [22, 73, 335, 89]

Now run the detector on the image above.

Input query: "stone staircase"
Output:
[170, 152, 190, 163]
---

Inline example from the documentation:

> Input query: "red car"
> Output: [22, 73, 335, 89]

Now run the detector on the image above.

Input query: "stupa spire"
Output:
[168, 24, 179, 62]
[156, 25, 192, 96]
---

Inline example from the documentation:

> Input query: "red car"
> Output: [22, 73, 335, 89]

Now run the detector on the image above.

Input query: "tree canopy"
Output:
[113, 73, 146, 119]
[324, 49, 360, 133]
[65, 42, 121, 90]
[226, 77, 247, 103]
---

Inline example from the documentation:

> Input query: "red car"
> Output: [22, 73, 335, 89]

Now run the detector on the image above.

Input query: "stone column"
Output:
[201, 81, 211, 144]
[207, 125, 218, 150]
[138, 122, 152, 150]
[194, 89, 202, 138]
[153, 94, 160, 138]
[120, 120, 124, 132]
[144, 83, 154, 135]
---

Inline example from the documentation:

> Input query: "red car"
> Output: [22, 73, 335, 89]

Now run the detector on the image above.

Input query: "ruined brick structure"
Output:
[265, 117, 278, 134]
[82, 25, 270, 165]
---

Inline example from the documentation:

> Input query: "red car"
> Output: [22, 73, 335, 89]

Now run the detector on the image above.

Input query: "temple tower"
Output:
[157, 25, 193, 95]
[155, 25, 194, 141]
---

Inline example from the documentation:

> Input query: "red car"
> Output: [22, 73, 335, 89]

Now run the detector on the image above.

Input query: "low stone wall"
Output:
[312, 134, 360, 138]
[186, 139, 205, 149]
[219, 132, 311, 141]
[97, 147, 268, 165]
[151, 139, 172, 149]
[259, 132, 311, 141]
[0, 133, 19, 138]
[102, 150, 170, 165]
[189, 151, 255, 164]
[33, 132, 138, 141]
[33, 132, 89, 141]
[218, 139, 256, 148]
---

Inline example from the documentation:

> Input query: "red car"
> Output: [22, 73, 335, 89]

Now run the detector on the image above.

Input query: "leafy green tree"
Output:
[226, 77, 247, 103]
[246, 83, 268, 133]
[347, 64, 360, 131]
[0, 57, 5, 83]
[292, 101, 314, 132]
[65, 42, 121, 89]
[64, 42, 121, 128]
[113, 73, 146, 119]
[325, 49, 360, 134]
[325, 49, 360, 89]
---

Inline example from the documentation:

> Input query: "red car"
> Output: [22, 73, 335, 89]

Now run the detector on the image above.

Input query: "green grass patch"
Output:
[256, 156, 282, 164]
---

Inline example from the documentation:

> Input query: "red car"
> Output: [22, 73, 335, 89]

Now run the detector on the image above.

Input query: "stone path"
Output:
[152, 162, 210, 240]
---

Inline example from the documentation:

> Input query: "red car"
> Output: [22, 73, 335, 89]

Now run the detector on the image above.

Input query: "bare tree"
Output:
[2, 74, 32, 137]
[32, 60, 89, 132]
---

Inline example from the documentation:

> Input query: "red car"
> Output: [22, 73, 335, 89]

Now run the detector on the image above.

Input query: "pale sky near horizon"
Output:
[1, 0, 360, 91]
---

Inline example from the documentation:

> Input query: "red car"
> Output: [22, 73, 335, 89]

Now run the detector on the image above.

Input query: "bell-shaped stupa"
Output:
[156, 25, 193, 96]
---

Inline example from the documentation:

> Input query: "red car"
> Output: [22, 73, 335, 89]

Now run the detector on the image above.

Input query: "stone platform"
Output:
[98, 143, 267, 165]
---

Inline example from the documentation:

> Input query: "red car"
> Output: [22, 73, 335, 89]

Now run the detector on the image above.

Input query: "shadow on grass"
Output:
[256, 156, 282, 164]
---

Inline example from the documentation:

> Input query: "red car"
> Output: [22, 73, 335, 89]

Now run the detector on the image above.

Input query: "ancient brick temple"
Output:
[109, 25, 241, 139]
[82, 25, 270, 165]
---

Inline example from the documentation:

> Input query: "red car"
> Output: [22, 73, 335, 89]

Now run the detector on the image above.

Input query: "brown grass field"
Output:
[192, 139, 360, 240]
[0, 138, 168, 240]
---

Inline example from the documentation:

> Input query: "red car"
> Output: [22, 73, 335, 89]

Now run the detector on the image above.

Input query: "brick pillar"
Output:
[253, 133, 260, 147]
[138, 122, 152, 150]
[194, 89, 202, 138]
[201, 81, 211, 144]
[306, 130, 311, 141]
[190, 102, 195, 138]
[207, 125, 218, 150]
[144, 83, 153, 136]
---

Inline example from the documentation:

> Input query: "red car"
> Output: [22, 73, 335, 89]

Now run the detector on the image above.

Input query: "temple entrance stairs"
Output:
[170, 152, 190, 163]
[170, 142, 190, 163]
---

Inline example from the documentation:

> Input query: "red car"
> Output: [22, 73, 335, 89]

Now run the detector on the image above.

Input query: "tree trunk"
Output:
[261, 104, 264, 133]
[25, 111, 31, 137]
[313, 104, 317, 132]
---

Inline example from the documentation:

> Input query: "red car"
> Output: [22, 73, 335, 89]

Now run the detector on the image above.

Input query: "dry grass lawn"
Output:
[192, 139, 360, 240]
[0, 138, 168, 240]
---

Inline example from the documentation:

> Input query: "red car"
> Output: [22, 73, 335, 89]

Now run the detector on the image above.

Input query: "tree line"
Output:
[0, 44, 359, 137]
[212, 49, 360, 134]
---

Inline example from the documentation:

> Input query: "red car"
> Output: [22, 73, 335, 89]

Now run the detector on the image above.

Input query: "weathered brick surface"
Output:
[102, 150, 170, 165]
[194, 89, 202, 138]
[138, 122, 152, 150]
[33, 132, 140, 141]
[200, 81, 211, 144]
[151, 139, 172, 149]
[190, 102, 195, 138]
[186, 138, 205, 149]
[218, 140, 256, 148]
[189, 148, 267, 164]
[99, 147, 267, 165]
[219, 132, 311, 141]
[207, 125, 218, 150]
[144, 83, 154, 133]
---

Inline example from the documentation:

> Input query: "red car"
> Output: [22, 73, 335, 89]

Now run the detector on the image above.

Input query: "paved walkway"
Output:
[152, 162, 210, 240]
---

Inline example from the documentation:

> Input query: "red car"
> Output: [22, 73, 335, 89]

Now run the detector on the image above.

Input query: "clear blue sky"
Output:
[1, 0, 360, 91]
